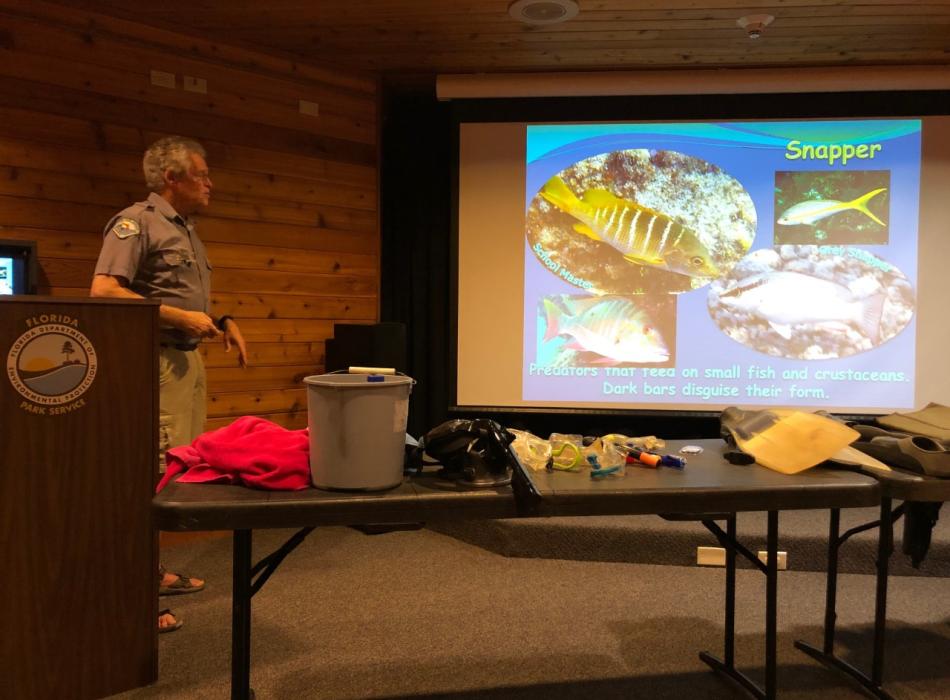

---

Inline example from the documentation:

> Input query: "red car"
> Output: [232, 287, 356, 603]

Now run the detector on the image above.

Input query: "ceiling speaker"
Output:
[508, 0, 580, 25]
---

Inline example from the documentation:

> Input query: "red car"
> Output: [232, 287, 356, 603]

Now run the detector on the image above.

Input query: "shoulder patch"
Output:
[110, 217, 141, 239]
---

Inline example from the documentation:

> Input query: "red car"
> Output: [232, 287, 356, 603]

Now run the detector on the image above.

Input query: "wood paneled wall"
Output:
[0, 0, 379, 431]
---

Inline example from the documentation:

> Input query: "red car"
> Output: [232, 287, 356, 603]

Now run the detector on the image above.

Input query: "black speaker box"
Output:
[325, 322, 407, 373]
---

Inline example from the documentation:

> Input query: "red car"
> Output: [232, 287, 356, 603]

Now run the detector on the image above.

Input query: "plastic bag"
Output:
[548, 433, 584, 472]
[508, 429, 551, 472]
[601, 434, 666, 453]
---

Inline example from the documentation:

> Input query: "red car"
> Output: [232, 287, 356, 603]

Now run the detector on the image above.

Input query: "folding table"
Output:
[154, 438, 880, 700]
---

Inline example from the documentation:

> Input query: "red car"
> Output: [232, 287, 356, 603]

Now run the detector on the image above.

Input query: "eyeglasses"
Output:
[187, 170, 212, 184]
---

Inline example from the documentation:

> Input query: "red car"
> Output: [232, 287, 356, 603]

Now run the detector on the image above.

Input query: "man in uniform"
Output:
[91, 135, 247, 632]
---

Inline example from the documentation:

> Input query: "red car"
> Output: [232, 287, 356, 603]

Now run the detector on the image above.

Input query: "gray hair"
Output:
[142, 136, 207, 192]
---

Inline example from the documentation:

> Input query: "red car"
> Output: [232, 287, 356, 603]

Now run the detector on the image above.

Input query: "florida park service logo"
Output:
[7, 314, 97, 415]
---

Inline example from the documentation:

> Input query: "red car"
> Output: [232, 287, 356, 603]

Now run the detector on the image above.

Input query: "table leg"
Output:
[226, 527, 313, 700]
[795, 502, 899, 700]
[821, 508, 841, 654]
[725, 514, 736, 668]
[765, 510, 778, 700]
[232, 529, 253, 700]
[699, 514, 771, 700]
[872, 497, 893, 686]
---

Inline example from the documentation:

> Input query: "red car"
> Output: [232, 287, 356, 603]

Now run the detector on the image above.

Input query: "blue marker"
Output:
[659, 454, 686, 469]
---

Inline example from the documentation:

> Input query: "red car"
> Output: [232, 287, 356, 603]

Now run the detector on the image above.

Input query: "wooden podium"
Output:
[0, 297, 159, 700]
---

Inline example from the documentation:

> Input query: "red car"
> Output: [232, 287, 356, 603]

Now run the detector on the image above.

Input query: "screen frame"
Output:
[0, 239, 38, 296]
[448, 89, 950, 424]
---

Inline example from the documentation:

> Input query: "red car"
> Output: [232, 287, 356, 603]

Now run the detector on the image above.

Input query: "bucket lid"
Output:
[304, 373, 414, 387]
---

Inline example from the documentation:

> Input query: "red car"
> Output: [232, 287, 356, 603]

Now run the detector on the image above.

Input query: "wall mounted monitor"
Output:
[0, 240, 38, 296]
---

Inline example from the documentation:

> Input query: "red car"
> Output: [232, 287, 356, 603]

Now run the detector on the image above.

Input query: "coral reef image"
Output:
[526, 149, 756, 295]
[538, 293, 676, 367]
[774, 170, 890, 245]
[707, 245, 915, 360]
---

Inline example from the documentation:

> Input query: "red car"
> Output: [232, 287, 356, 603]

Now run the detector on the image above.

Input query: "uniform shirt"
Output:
[94, 192, 212, 346]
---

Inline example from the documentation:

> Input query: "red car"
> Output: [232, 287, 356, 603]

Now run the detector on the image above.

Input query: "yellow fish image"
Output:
[540, 175, 720, 279]
[777, 187, 887, 227]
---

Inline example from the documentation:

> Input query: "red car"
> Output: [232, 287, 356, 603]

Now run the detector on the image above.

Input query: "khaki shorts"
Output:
[158, 346, 207, 472]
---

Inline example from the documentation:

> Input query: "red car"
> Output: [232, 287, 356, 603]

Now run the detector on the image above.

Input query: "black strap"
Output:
[507, 443, 542, 517]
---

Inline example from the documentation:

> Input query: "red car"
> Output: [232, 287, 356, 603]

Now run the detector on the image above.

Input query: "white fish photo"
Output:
[707, 246, 915, 360]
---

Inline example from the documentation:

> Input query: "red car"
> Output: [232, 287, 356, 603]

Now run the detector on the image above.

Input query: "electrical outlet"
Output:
[299, 100, 320, 117]
[183, 76, 207, 94]
[697, 546, 726, 566]
[757, 551, 788, 570]
[150, 70, 175, 89]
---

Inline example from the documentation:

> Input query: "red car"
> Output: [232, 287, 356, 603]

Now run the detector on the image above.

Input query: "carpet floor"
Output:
[111, 524, 950, 700]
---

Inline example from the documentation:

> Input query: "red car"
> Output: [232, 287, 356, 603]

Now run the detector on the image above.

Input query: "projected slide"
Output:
[522, 120, 921, 409]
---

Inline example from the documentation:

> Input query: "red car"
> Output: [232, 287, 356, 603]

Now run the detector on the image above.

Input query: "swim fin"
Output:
[721, 407, 859, 474]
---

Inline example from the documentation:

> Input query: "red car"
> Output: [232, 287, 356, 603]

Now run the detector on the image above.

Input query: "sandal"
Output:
[159, 563, 206, 596]
[159, 609, 182, 634]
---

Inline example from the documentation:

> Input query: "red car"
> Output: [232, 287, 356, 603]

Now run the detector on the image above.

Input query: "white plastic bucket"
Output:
[304, 372, 414, 491]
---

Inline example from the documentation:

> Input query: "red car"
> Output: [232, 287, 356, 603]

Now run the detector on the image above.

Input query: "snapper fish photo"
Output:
[777, 187, 887, 227]
[542, 295, 670, 365]
[540, 175, 720, 279]
[717, 271, 885, 342]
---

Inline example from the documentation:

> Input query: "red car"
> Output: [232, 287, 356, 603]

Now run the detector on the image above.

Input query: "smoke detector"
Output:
[737, 14, 774, 39]
[508, 0, 579, 25]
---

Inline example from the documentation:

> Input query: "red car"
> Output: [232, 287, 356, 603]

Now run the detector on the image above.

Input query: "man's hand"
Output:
[178, 310, 221, 340]
[221, 319, 248, 368]
[92, 275, 220, 341]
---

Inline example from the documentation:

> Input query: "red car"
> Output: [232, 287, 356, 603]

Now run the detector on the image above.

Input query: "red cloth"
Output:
[156, 416, 311, 492]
